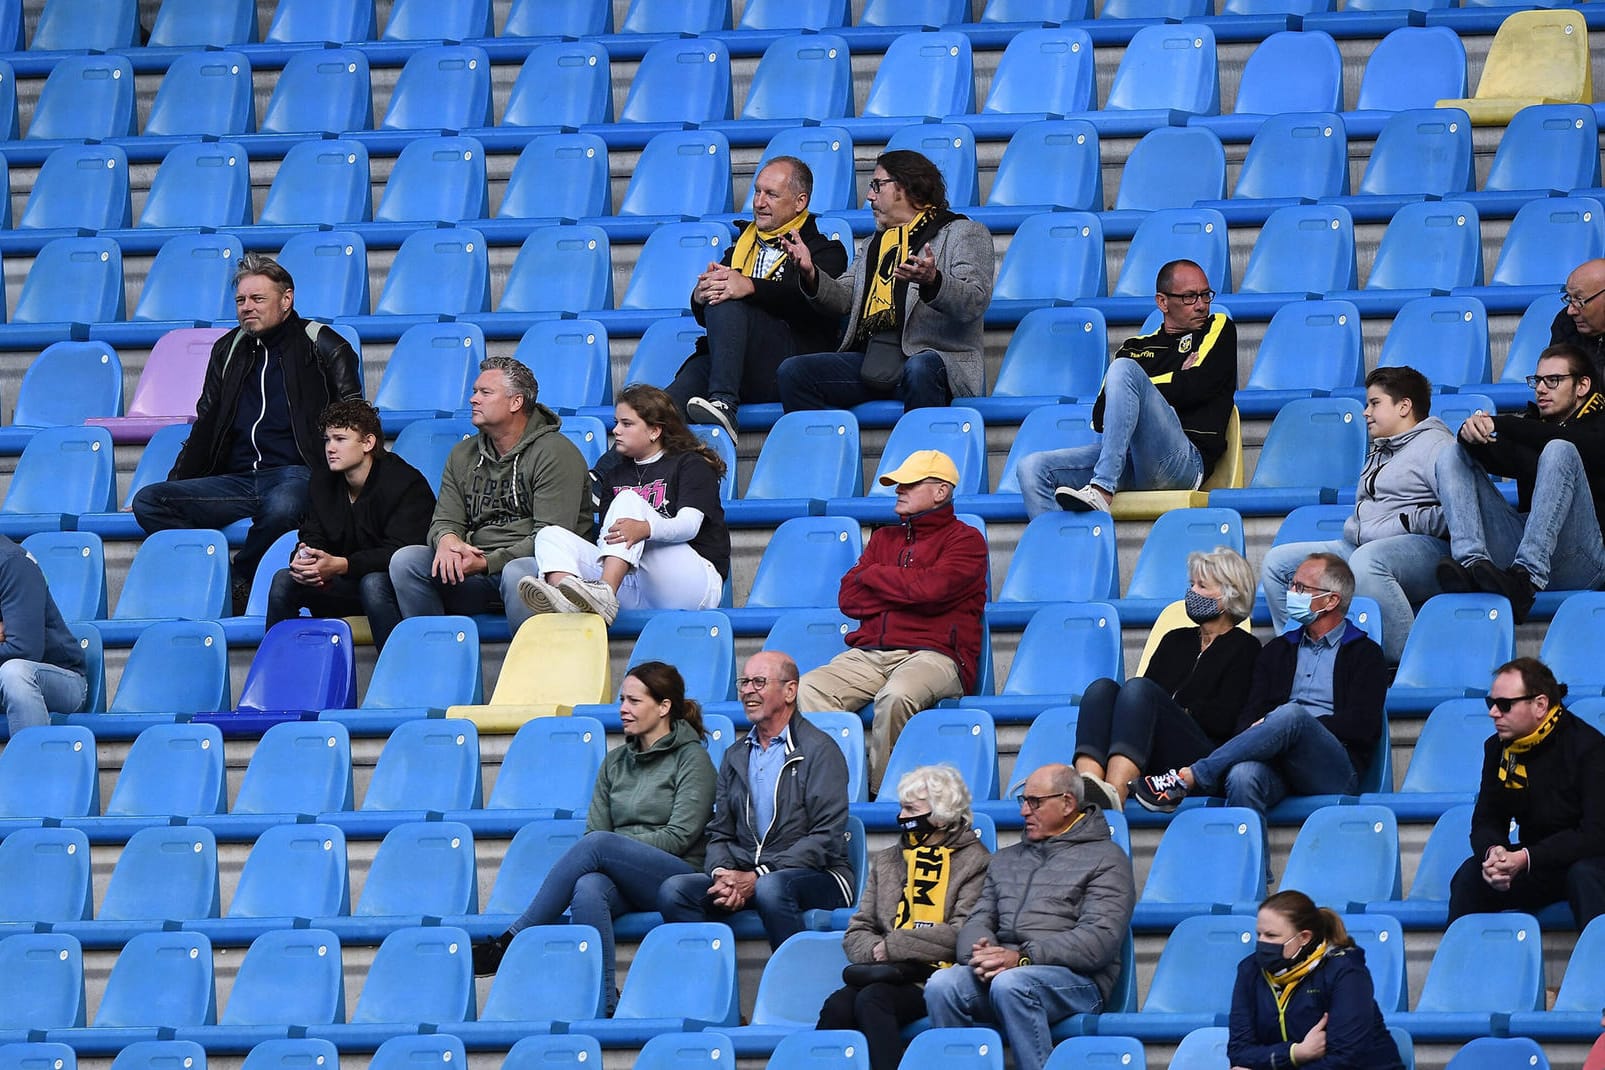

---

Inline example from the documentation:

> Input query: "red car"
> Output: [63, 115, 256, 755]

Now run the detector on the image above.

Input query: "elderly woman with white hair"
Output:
[1073, 546, 1262, 810]
[817, 763, 990, 1070]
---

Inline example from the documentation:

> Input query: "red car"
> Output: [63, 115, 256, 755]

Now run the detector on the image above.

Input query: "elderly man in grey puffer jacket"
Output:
[924, 764, 1135, 1070]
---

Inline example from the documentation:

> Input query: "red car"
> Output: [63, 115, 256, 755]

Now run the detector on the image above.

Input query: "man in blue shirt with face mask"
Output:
[1132, 552, 1388, 816]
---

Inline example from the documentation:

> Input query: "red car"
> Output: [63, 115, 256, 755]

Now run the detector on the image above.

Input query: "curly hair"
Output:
[896, 764, 974, 830]
[319, 399, 383, 445]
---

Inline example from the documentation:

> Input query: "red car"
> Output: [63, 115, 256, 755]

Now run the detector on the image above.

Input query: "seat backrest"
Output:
[221, 927, 345, 1027]
[32, 0, 137, 50]
[1143, 916, 1255, 1013]
[483, 818, 587, 914]
[375, 322, 482, 415]
[2, 425, 115, 517]
[227, 823, 350, 920]
[112, 528, 231, 623]
[374, 135, 487, 225]
[745, 126, 856, 214]
[1490, 195, 1605, 289]
[1233, 30, 1341, 115]
[1342, 913, 1408, 1013]
[1141, 806, 1265, 906]
[1281, 805, 1401, 906]
[379, 0, 491, 40]
[1366, 199, 1483, 292]
[1485, 104, 1600, 194]
[488, 716, 605, 814]
[747, 517, 861, 609]
[1113, 209, 1231, 298]
[0, 932, 84, 1030]
[0, 826, 92, 924]
[370, 1038, 467, 1070]
[502, 41, 612, 128]
[1005, 705, 1081, 797]
[746, 409, 863, 501]
[260, 139, 370, 228]
[802, 711, 867, 803]
[132, 233, 246, 322]
[748, 932, 851, 1027]
[110, 619, 230, 716]
[26, 55, 135, 140]
[1398, 699, 1490, 795]
[613, 923, 739, 1026]
[995, 403, 1097, 495]
[1115, 127, 1225, 212]
[481, 924, 605, 1023]
[764, 608, 853, 676]
[1406, 804, 1472, 903]
[1417, 913, 1543, 1013]
[361, 718, 482, 813]
[983, 27, 1095, 116]
[98, 825, 220, 924]
[20, 145, 131, 232]
[0, 723, 99, 820]
[363, 614, 484, 710]
[860, 31, 974, 120]
[738, 0, 847, 29]
[502, 1037, 608, 1070]
[104, 724, 226, 823]
[1272, 503, 1351, 547]
[898, 1030, 1004, 1070]
[1358, 107, 1474, 198]
[1468, 8, 1590, 106]
[260, 49, 373, 136]
[620, 38, 731, 125]
[1246, 300, 1362, 394]
[998, 512, 1118, 604]
[233, 722, 354, 817]
[1004, 603, 1123, 700]
[515, 320, 612, 413]
[0, 59, 18, 146]
[351, 926, 474, 1024]
[1105, 23, 1219, 116]
[148, 0, 255, 45]
[490, 615, 612, 708]
[988, 119, 1102, 211]
[1240, 203, 1357, 294]
[881, 707, 998, 802]
[140, 144, 252, 232]
[501, 235, 611, 330]
[1246, 397, 1367, 492]
[1165, 1028, 1230, 1070]
[621, 223, 731, 312]
[992, 306, 1109, 401]
[236, 618, 357, 715]
[629, 611, 736, 704]
[391, 418, 475, 496]
[145, 51, 255, 137]
[625, 317, 703, 387]
[1234, 111, 1349, 201]
[743, 33, 851, 122]
[621, 0, 730, 33]
[21, 531, 104, 623]
[1357, 26, 1466, 112]
[356, 822, 478, 918]
[379, 45, 491, 131]
[872, 406, 987, 496]
[1392, 594, 1514, 690]
[274, 230, 371, 319]
[993, 212, 1105, 303]
[1540, 591, 1605, 692]
[1498, 292, 1567, 389]
[501, 132, 610, 218]
[1126, 508, 1245, 600]
[375, 226, 490, 317]
[264, 0, 374, 42]
[11, 238, 123, 327]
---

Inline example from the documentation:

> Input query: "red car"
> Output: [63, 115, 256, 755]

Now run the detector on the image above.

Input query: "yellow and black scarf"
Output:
[1499, 703, 1563, 789]
[730, 210, 810, 280]
[858, 207, 944, 341]
[1264, 939, 1330, 1029]
[895, 841, 955, 967]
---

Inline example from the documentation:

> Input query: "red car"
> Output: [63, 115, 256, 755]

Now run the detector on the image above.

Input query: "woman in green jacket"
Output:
[470, 660, 717, 1013]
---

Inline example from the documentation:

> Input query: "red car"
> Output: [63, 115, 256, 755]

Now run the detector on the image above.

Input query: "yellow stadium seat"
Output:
[1110, 406, 1243, 521]
[1437, 8, 1592, 125]
[446, 613, 611, 732]
[1134, 598, 1256, 677]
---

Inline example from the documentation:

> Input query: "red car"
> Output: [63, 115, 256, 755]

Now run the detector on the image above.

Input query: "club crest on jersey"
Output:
[1178, 335, 1194, 355]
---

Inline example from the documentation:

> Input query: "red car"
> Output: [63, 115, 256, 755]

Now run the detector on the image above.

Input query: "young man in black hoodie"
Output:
[265, 400, 434, 650]
[1435, 343, 1605, 621]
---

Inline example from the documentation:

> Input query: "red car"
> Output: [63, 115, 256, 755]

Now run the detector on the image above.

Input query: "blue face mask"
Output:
[1184, 589, 1223, 624]
[1285, 590, 1321, 625]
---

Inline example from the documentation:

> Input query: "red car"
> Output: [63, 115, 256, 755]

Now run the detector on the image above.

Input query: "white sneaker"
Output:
[518, 575, 577, 614]
[1054, 483, 1112, 513]
[1081, 773, 1121, 813]
[558, 576, 620, 625]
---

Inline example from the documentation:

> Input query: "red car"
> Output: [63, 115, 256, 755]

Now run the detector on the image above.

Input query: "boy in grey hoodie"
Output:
[1261, 366, 1454, 662]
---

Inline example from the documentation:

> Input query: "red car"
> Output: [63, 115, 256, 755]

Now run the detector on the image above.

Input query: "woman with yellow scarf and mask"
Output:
[1228, 890, 1404, 1070]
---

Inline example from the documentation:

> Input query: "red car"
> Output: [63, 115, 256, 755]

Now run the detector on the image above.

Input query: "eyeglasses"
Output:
[1287, 582, 1334, 595]
[737, 676, 790, 691]
[1160, 289, 1215, 306]
[1487, 693, 1539, 713]
[867, 177, 898, 194]
[1525, 373, 1576, 390]
[1016, 791, 1069, 811]
[1561, 286, 1605, 310]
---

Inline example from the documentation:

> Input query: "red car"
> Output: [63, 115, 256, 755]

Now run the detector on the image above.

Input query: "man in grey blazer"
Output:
[775, 150, 995, 412]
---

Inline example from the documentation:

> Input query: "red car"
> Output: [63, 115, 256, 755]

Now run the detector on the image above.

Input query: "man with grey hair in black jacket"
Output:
[657, 649, 853, 948]
[925, 763, 1135, 1070]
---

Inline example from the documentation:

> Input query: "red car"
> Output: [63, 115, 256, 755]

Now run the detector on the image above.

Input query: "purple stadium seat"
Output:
[86, 328, 227, 445]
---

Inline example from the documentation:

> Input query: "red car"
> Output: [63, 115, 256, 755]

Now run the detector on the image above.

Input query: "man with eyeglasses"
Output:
[1134, 553, 1387, 817]
[1434, 343, 1605, 622]
[775, 150, 995, 413]
[1447, 657, 1605, 927]
[1015, 259, 1236, 515]
[796, 450, 988, 795]
[1550, 259, 1605, 382]
[658, 650, 854, 948]
[924, 764, 1134, 1070]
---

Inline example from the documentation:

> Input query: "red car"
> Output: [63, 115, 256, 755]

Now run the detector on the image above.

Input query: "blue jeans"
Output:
[506, 831, 696, 1016]
[266, 569, 405, 651]
[387, 543, 540, 634]
[131, 465, 312, 580]
[1435, 440, 1605, 592]
[1187, 702, 1360, 815]
[924, 962, 1103, 1070]
[1016, 358, 1203, 518]
[0, 658, 88, 734]
[1260, 534, 1449, 664]
[777, 349, 952, 412]
[657, 866, 849, 950]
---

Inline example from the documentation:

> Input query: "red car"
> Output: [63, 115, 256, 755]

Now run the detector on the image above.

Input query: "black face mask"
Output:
[898, 812, 938, 843]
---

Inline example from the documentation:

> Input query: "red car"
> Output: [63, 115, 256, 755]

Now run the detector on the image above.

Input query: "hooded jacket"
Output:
[299, 449, 435, 578]
[838, 502, 989, 694]
[1344, 416, 1455, 545]
[587, 718, 717, 870]
[953, 807, 1135, 1003]
[843, 824, 991, 967]
[1228, 945, 1404, 1070]
[428, 403, 594, 575]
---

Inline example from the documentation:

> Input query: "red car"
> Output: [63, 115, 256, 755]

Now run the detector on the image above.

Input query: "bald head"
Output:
[737, 650, 799, 735]
[1565, 259, 1605, 336]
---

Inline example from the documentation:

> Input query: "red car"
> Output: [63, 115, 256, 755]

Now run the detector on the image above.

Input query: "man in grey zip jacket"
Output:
[658, 650, 853, 948]
[925, 764, 1135, 1070]
[1260, 365, 1455, 662]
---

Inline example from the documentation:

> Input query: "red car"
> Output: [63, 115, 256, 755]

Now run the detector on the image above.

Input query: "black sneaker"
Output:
[1132, 769, 1189, 813]
[686, 396, 738, 441]
[472, 931, 511, 975]
[230, 578, 251, 617]
[1469, 559, 1537, 624]
[1435, 557, 1476, 595]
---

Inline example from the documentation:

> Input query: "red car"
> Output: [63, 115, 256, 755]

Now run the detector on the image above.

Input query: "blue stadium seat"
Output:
[0, 726, 99, 834]
[475, 819, 586, 931]
[93, 234, 245, 348]
[133, 143, 252, 234]
[24, 56, 136, 147]
[186, 825, 349, 947]
[1113, 508, 1245, 624]
[1235, 300, 1363, 418]
[0, 827, 91, 928]
[635, 1034, 735, 1070]
[560, 922, 740, 1045]
[0, 932, 83, 1034]
[275, 231, 371, 320]
[841, 32, 973, 142]
[1484, 292, 1565, 410]
[174, 929, 344, 1049]
[1506, 915, 1605, 1039]
[0, 239, 124, 351]
[1457, 195, 1605, 313]
[1092, 23, 1219, 137]
[502, 1035, 604, 1070]
[741, 127, 856, 216]
[1341, 26, 1466, 139]
[1201, 111, 1349, 228]
[1164, 1028, 1228, 1070]
[11, 145, 131, 241]
[1043, 1037, 1144, 1070]
[858, 0, 967, 25]
[802, 711, 867, 804]
[897, 1030, 1002, 1070]
[371, 323, 482, 434]
[0, 426, 114, 539]
[0, 1043, 78, 1070]
[67, 725, 225, 843]
[363, 136, 488, 244]
[512, 320, 611, 413]
[340, 226, 489, 341]
[1335, 107, 1473, 222]
[991, 514, 1118, 625]
[621, 0, 731, 33]
[986, 213, 1105, 326]
[450, 717, 604, 836]
[953, 603, 1121, 723]
[974, 119, 1102, 231]
[615, 130, 733, 227]
[474, 42, 612, 150]
[721, 932, 850, 1054]
[737, 0, 848, 29]
[0, 343, 121, 456]
[1337, 914, 1409, 1015]
[321, 616, 482, 734]
[1107, 127, 1225, 235]
[1385, 596, 1513, 716]
[106, 1040, 211, 1070]
[621, 318, 700, 389]
[135, 53, 254, 159]
[449, 925, 604, 1046]
[767, 1031, 868, 1070]
[1190, 31, 1342, 142]
[980, 0, 1090, 18]
[1132, 808, 1265, 929]
[471, 228, 613, 335]
[1091, 0, 1205, 12]
[52, 826, 219, 948]
[593, 39, 731, 150]
[357, 46, 491, 152]
[0, 61, 17, 145]
[391, 418, 474, 496]
[1539, 592, 1605, 696]
[196, 723, 354, 842]
[1229, 203, 1357, 318]
[323, 719, 481, 837]
[379, 0, 490, 40]
[503, 0, 609, 36]
[606, 223, 731, 335]
[1091, 915, 1253, 1040]
[764, 608, 853, 676]
[261, 0, 374, 42]
[305, 928, 474, 1050]
[725, 410, 861, 525]
[728, 516, 861, 633]
[707, 33, 850, 146]
[829, 406, 986, 522]
[855, 707, 997, 818]
[1361, 701, 1484, 820]
[630, 612, 736, 705]
[1210, 397, 1366, 515]
[1273, 805, 1401, 912]
[964, 28, 1096, 141]
[1445, 1038, 1549, 1070]
[563, 416, 610, 468]
[973, 307, 1107, 422]
[90, 529, 230, 647]
[148, 0, 255, 46]
[960, 403, 1096, 522]
[30, 0, 137, 51]
[481, 136, 611, 242]
[883, 123, 977, 210]
[248, 50, 373, 150]
[318, 824, 477, 946]
[70, 620, 231, 740]
[1464, 104, 1600, 218]
[1330, 200, 1483, 317]
[1088, 208, 1231, 321]
[20, 532, 104, 624]
[1387, 913, 1542, 1040]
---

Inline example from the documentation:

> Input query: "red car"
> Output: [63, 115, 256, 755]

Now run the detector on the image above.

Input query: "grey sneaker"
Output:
[518, 575, 577, 615]
[686, 396, 738, 442]
[1081, 773, 1121, 813]
[1054, 483, 1111, 513]
[558, 576, 620, 625]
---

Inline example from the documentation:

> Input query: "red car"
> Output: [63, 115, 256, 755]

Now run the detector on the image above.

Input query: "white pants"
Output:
[533, 488, 723, 612]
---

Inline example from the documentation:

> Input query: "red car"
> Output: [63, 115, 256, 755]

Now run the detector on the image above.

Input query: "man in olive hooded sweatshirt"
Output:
[389, 356, 593, 634]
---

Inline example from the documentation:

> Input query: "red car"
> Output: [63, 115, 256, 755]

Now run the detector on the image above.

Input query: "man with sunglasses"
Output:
[925, 764, 1134, 1070]
[1016, 259, 1236, 515]
[1434, 343, 1605, 621]
[1447, 657, 1605, 926]
[1550, 259, 1605, 382]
